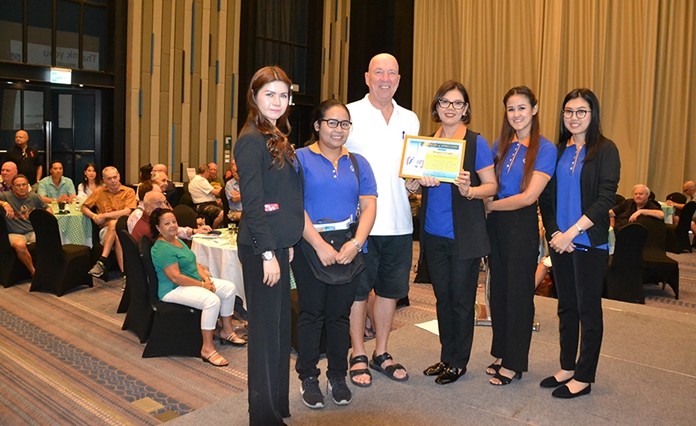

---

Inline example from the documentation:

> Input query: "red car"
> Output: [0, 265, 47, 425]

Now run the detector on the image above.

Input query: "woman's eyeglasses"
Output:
[562, 109, 591, 119]
[437, 99, 466, 110]
[320, 119, 352, 130]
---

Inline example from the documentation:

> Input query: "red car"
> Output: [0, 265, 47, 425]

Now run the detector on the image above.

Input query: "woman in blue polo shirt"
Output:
[538, 88, 620, 398]
[417, 80, 498, 385]
[485, 86, 557, 386]
[293, 99, 377, 408]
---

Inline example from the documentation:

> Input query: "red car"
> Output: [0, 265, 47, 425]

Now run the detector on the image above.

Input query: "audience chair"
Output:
[28, 209, 92, 296]
[666, 201, 696, 254]
[665, 192, 687, 205]
[0, 210, 34, 287]
[614, 193, 626, 208]
[117, 227, 154, 343]
[605, 223, 649, 303]
[115, 216, 130, 313]
[637, 216, 679, 299]
[173, 204, 198, 229]
[178, 182, 195, 208]
[140, 236, 203, 358]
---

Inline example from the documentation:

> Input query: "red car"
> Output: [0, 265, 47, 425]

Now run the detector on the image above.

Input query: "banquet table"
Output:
[51, 203, 93, 247]
[190, 229, 246, 307]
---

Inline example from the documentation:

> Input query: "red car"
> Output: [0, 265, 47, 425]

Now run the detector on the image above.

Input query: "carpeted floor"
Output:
[0, 279, 249, 425]
[1, 246, 694, 424]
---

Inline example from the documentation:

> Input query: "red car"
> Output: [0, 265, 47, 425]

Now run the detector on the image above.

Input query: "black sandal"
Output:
[369, 352, 409, 382]
[485, 363, 501, 376]
[490, 370, 522, 386]
[349, 354, 372, 387]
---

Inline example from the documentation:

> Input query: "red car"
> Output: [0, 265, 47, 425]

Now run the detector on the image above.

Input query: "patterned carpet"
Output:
[1, 246, 694, 424]
[0, 279, 248, 425]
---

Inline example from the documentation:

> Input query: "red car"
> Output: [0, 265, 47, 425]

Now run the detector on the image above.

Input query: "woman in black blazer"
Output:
[234, 66, 304, 425]
[539, 88, 620, 399]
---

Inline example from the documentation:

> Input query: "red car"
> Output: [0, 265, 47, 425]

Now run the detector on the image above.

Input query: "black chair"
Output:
[28, 209, 92, 296]
[638, 216, 679, 299]
[666, 201, 696, 254]
[178, 183, 195, 208]
[116, 216, 130, 313]
[117, 228, 155, 343]
[605, 223, 649, 303]
[0, 210, 34, 287]
[140, 236, 203, 358]
[614, 193, 626, 208]
[173, 204, 198, 229]
[665, 192, 687, 205]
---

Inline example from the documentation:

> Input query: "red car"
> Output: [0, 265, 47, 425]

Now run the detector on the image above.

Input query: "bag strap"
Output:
[296, 151, 361, 220]
[296, 152, 360, 190]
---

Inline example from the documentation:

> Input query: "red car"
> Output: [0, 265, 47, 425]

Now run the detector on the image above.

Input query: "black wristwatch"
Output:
[262, 251, 275, 261]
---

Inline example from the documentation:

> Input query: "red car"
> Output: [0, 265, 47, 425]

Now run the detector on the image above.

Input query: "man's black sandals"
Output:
[349, 354, 372, 387]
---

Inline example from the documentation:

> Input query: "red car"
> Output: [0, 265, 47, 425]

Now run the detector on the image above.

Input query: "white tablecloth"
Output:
[190, 230, 245, 308]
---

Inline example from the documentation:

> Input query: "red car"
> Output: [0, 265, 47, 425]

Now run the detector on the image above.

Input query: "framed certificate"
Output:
[399, 135, 466, 183]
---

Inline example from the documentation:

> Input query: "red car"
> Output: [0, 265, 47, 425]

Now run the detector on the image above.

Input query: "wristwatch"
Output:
[262, 251, 275, 261]
[575, 224, 585, 234]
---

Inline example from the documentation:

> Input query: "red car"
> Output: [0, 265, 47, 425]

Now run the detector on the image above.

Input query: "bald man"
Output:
[4, 130, 42, 185]
[130, 191, 211, 244]
[0, 161, 18, 192]
[344, 53, 420, 385]
[610, 184, 664, 230]
[151, 168, 180, 207]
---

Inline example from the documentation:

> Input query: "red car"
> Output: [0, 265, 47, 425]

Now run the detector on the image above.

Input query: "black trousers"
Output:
[423, 232, 480, 369]
[238, 244, 291, 426]
[487, 204, 538, 372]
[293, 244, 358, 380]
[549, 246, 607, 383]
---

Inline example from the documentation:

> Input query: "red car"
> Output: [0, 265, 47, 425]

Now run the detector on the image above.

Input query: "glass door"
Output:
[0, 84, 101, 183]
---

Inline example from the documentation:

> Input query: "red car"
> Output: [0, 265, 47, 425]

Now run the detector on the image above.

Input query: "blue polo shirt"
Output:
[493, 135, 556, 199]
[556, 144, 608, 250]
[37, 176, 76, 199]
[424, 134, 494, 239]
[296, 144, 377, 223]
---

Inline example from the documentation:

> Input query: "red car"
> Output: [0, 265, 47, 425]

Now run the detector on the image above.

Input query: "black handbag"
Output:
[300, 222, 365, 285]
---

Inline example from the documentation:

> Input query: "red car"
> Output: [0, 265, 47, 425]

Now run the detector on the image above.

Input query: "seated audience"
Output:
[131, 191, 211, 243]
[1, 161, 18, 192]
[224, 159, 242, 222]
[149, 208, 245, 366]
[188, 164, 224, 228]
[207, 162, 224, 190]
[610, 184, 663, 230]
[127, 181, 161, 233]
[151, 164, 180, 206]
[37, 160, 76, 204]
[0, 174, 52, 275]
[81, 166, 137, 279]
[77, 163, 103, 199]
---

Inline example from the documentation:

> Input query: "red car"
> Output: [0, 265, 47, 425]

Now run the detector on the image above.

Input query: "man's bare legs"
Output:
[349, 295, 407, 382]
[11, 238, 35, 276]
[372, 295, 407, 379]
[348, 300, 370, 385]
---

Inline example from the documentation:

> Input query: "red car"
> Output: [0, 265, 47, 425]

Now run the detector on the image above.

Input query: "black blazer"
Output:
[234, 124, 304, 254]
[539, 136, 620, 246]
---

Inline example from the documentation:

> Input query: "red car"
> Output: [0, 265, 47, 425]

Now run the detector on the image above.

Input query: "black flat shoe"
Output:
[540, 375, 572, 388]
[435, 366, 466, 385]
[423, 361, 448, 376]
[552, 383, 591, 398]
[489, 370, 522, 386]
